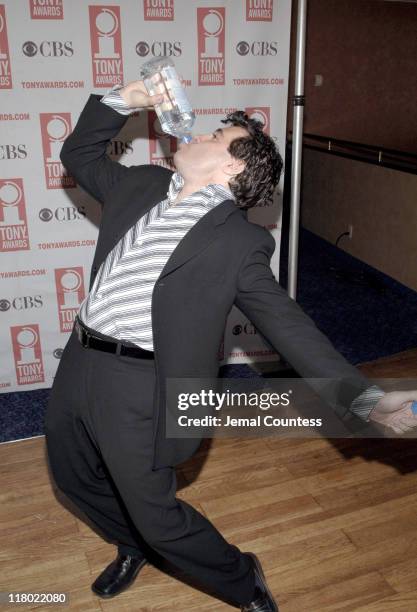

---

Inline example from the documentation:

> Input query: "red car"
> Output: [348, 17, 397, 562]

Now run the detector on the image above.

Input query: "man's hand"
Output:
[118, 80, 164, 110]
[368, 391, 417, 434]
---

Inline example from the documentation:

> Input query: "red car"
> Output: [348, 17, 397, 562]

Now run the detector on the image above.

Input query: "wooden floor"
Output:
[1, 349, 417, 611]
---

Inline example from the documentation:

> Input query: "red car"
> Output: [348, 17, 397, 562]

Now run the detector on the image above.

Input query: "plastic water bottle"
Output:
[139, 56, 195, 143]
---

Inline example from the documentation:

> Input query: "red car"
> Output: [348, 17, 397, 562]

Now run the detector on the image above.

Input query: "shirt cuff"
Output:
[100, 84, 141, 116]
[349, 384, 386, 422]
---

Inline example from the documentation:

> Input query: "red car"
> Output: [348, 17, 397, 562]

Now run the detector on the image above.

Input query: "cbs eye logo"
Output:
[236, 41, 250, 56]
[39, 208, 53, 222]
[0, 299, 11, 312]
[22, 41, 38, 57]
[136, 42, 150, 57]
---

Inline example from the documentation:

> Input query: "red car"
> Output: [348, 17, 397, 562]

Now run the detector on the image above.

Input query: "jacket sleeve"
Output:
[60, 93, 134, 205]
[234, 229, 377, 420]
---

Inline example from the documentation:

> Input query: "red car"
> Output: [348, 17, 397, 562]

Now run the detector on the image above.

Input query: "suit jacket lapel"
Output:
[158, 198, 243, 280]
[101, 179, 245, 282]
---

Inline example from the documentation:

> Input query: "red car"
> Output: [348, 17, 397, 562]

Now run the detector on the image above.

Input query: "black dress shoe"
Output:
[240, 552, 279, 611]
[91, 553, 148, 598]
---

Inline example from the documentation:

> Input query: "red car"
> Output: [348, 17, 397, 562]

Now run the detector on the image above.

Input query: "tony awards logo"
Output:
[0, 179, 29, 252]
[89, 5, 124, 87]
[245, 107, 271, 135]
[29, 0, 64, 20]
[0, 5, 12, 88]
[143, 0, 174, 21]
[39, 113, 76, 189]
[246, 0, 273, 21]
[197, 7, 225, 86]
[55, 267, 85, 332]
[148, 111, 176, 169]
[11, 324, 45, 385]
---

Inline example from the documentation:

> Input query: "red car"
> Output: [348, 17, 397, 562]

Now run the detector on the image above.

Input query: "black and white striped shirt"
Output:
[79, 170, 233, 350]
[78, 85, 386, 420]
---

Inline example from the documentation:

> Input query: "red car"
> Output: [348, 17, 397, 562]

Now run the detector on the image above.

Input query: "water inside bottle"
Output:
[142, 63, 195, 142]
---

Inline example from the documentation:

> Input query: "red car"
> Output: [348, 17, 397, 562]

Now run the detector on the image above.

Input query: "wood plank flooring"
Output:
[1, 348, 417, 611]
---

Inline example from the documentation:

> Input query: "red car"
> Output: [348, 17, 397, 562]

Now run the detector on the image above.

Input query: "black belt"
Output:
[74, 317, 154, 360]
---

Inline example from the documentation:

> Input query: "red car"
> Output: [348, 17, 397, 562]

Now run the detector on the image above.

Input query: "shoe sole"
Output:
[91, 558, 148, 599]
[244, 552, 279, 612]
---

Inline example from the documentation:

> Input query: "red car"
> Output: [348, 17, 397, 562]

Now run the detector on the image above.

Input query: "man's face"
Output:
[173, 125, 249, 180]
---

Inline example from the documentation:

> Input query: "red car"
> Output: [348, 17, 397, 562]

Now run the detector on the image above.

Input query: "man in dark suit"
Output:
[44, 80, 417, 611]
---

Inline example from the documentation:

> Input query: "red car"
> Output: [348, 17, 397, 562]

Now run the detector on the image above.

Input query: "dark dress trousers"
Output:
[43, 94, 376, 606]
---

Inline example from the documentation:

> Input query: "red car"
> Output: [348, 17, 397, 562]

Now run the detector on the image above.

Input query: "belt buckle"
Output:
[76, 320, 90, 348]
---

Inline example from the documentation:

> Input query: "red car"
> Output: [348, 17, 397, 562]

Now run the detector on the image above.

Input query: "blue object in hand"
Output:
[411, 401, 417, 415]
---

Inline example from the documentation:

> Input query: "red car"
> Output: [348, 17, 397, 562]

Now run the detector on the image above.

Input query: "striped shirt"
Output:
[78, 85, 386, 421]
[78, 169, 233, 351]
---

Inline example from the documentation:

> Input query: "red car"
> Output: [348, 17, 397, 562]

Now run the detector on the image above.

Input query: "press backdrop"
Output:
[0, 0, 292, 392]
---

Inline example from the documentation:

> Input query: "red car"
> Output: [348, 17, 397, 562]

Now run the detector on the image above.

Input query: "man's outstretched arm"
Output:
[234, 229, 417, 433]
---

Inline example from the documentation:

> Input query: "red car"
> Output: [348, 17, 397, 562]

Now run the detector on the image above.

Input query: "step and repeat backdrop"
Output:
[0, 0, 292, 393]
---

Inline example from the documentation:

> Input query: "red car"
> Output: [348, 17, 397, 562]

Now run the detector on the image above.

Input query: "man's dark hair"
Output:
[221, 110, 283, 210]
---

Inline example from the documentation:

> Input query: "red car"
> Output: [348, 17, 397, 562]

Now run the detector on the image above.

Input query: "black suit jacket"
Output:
[60, 94, 374, 470]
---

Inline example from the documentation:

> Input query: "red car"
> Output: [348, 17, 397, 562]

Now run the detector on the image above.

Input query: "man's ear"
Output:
[223, 157, 246, 178]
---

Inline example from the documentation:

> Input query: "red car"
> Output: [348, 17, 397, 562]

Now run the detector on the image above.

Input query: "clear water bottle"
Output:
[139, 56, 195, 143]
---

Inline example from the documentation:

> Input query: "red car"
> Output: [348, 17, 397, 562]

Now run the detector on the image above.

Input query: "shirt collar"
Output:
[167, 172, 234, 208]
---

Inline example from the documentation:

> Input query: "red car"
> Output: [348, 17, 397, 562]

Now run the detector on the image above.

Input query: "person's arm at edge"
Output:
[234, 228, 414, 429]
